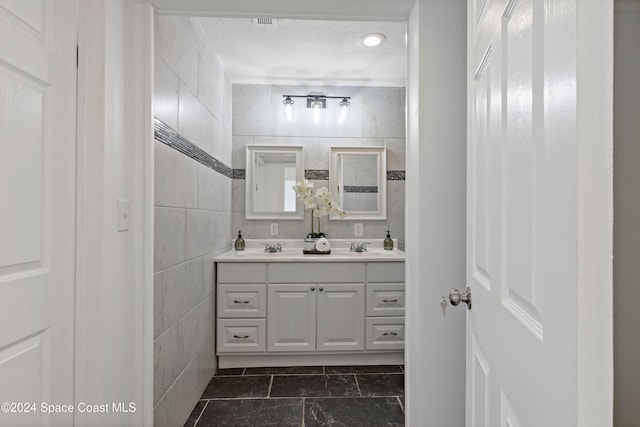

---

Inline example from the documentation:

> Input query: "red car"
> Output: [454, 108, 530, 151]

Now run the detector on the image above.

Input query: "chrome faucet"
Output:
[264, 242, 283, 253]
[349, 242, 368, 253]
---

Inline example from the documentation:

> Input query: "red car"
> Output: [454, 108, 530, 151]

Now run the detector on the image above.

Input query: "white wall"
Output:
[405, 1, 467, 426]
[75, 1, 152, 425]
[153, 15, 233, 427]
[613, 1, 640, 425]
[232, 84, 406, 248]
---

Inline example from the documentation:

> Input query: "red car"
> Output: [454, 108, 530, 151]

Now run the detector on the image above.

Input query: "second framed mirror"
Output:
[329, 146, 386, 220]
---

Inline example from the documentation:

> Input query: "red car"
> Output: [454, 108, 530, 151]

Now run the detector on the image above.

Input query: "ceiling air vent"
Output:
[252, 18, 277, 27]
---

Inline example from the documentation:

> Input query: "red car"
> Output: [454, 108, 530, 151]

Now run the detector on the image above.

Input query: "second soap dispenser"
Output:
[234, 230, 245, 251]
[384, 230, 394, 250]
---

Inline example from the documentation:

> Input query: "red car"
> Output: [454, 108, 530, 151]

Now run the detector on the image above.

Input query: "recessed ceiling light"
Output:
[361, 33, 387, 48]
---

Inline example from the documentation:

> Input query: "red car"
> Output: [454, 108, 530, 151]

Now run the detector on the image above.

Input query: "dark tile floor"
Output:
[183, 365, 405, 427]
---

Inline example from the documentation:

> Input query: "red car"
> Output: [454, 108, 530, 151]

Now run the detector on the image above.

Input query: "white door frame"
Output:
[75, 1, 154, 425]
[575, 0, 614, 424]
[405, 1, 467, 425]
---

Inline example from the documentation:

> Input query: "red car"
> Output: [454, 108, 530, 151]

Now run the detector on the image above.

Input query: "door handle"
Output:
[449, 287, 472, 310]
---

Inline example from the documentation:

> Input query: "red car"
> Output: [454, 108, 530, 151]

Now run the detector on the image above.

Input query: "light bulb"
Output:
[361, 33, 386, 48]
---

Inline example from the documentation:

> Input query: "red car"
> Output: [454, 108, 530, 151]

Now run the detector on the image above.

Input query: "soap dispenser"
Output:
[384, 230, 394, 250]
[234, 231, 245, 251]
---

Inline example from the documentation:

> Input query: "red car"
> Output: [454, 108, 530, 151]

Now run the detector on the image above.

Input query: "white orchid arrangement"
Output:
[293, 179, 346, 238]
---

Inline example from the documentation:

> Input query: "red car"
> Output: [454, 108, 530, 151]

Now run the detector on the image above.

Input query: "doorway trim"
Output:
[75, 1, 155, 425]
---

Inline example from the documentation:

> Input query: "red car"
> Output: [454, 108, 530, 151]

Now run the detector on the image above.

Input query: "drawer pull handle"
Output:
[382, 332, 398, 336]
[233, 300, 250, 304]
[383, 299, 398, 303]
[233, 335, 250, 339]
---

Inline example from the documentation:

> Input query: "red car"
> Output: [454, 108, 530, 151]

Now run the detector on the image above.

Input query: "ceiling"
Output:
[196, 18, 407, 87]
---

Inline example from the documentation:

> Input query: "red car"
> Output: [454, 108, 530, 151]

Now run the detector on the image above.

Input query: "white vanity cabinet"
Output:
[215, 256, 405, 368]
[267, 283, 365, 353]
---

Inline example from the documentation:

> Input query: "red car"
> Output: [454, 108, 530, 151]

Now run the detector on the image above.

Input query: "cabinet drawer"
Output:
[217, 263, 266, 283]
[366, 283, 405, 317]
[269, 262, 365, 283]
[365, 317, 405, 350]
[366, 262, 404, 283]
[218, 284, 266, 318]
[217, 319, 266, 353]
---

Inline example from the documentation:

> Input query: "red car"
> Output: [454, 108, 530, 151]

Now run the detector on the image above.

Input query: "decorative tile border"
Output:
[205, 167, 406, 182]
[304, 170, 406, 182]
[305, 170, 330, 180]
[154, 118, 233, 178]
[343, 185, 378, 193]
[387, 170, 405, 181]
[154, 118, 406, 184]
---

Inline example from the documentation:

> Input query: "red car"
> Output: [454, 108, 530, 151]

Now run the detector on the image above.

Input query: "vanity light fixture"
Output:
[338, 97, 351, 108]
[283, 95, 294, 121]
[361, 33, 387, 48]
[307, 96, 326, 109]
[282, 96, 294, 107]
[281, 94, 351, 110]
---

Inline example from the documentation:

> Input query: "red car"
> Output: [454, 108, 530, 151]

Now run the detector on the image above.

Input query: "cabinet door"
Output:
[267, 284, 316, 352]
[317, 284, 365, 351]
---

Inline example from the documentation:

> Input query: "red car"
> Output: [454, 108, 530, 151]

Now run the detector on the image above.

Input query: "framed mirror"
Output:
[245, 145, 304, 220]
[329, 146, 386, 220]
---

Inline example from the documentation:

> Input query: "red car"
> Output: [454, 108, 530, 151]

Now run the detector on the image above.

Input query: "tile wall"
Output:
[231, 85, 406, 249]
[153, 15, 232, 427]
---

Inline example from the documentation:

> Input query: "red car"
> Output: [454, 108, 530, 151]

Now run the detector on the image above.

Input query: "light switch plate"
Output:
[354, 223, 363, 237]
[117, 199, 130, 232]
[270, 223, 278, 236]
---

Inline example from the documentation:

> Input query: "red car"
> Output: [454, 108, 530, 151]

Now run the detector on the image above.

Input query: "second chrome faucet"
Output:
[264, 242, 283, 253]
[349, 242, 368, 253]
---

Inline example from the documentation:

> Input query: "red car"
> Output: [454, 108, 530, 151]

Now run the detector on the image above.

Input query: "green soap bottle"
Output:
[234, 230, 245, 251]
[384, 230, 394, 250]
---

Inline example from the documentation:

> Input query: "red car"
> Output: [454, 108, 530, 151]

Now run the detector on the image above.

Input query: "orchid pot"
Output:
[293, 179, 345, 239]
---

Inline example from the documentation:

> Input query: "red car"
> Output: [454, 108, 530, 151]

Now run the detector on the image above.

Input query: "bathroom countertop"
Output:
[214, 239, 405, 263]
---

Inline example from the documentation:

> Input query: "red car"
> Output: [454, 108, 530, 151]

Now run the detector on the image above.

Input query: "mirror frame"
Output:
[245, 145, 305, 220]
[329, 146, 387, 220]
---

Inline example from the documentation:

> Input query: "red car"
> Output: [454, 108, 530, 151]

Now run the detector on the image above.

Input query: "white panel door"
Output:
[316, 284, 365, 351]
[0, 1, 77, 426]
[267, 284, 316, 352]
[467, 0, 578, 425]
